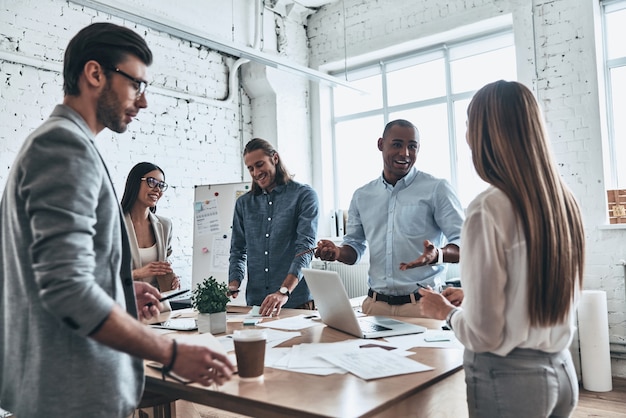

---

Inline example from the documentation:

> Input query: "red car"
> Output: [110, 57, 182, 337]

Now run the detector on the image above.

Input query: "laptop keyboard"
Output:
[359, 320, 392, 333]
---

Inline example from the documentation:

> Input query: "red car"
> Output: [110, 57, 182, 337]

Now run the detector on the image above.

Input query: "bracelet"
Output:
[437, 248, 444, 264]
[445, 307, 460, 330]
[162, 339, 178, 375]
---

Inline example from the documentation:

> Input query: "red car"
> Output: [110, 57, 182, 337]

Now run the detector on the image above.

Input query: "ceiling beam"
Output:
[71, 0, 361, 91]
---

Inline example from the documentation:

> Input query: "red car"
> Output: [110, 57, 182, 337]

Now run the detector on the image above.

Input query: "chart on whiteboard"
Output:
[194, 199, 220, 236]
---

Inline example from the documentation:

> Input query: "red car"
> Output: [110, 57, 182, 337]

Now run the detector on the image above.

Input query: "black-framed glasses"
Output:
[107, 66, 148, 99]
[141, 177, 168, 191]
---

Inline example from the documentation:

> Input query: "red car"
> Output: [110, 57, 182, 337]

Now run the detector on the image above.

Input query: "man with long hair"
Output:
[229, 138, 319, 316]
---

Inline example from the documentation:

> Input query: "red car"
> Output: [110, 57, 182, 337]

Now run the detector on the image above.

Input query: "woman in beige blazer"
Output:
[121, 162, 180, 292]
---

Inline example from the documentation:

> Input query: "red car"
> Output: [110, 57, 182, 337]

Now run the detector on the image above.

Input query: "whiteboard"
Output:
[192, 182, 251, 305]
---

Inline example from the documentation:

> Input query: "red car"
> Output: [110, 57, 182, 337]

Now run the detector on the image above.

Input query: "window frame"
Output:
[328, 29, 515, 211]
[601, 0, 626, 189]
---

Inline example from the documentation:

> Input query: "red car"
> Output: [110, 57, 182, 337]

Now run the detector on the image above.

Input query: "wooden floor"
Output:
[573, 377, 626, 418]
[175, 376, 626, 418]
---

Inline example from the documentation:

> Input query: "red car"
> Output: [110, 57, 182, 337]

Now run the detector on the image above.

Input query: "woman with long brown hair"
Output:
[420, 80, 584, 417]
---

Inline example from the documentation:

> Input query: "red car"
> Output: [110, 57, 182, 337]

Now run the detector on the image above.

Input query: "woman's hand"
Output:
[169, 275, 181, 290]
[418, 287, 456, 320]
[442, 287, 464, 306]
[133, 261, 173, 280]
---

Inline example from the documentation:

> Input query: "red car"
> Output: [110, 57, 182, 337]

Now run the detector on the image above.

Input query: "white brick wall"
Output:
[0, 0, 313, 291]
[308, 0, 626, 378]
[2, 0, 624, 380]
[0, 0, 256, 287]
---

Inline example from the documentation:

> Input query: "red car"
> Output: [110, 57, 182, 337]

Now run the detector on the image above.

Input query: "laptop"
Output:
[302, 268, 426, 339]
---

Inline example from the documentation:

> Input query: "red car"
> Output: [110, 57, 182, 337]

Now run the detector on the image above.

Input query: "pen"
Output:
[294, 247, 317, 258]
[158, 289, 189, 302]
[416, 282, 430, 290]
[147, 289, 189, 306]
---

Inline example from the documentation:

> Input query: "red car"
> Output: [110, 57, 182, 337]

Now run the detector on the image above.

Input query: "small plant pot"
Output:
[197, 311, 227, 334]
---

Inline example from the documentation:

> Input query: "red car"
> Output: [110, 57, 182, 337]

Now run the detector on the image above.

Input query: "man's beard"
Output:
[96, 83, 127, 133]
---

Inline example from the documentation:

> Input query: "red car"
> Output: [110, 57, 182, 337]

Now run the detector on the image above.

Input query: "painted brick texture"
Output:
[307, 0, 625, 377]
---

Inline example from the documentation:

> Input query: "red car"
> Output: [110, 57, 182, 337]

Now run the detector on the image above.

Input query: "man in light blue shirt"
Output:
[229, 138, 319, 316]
[316, 119, 464, 317]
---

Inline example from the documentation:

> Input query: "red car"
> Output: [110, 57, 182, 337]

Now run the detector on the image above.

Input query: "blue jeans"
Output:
[464, 348, 578, 418]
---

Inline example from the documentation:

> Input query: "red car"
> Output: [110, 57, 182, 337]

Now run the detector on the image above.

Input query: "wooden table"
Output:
[143, 307, 465, 418]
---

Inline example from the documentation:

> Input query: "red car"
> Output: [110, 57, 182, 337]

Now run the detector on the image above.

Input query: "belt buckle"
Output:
[387, 294, 401, 305]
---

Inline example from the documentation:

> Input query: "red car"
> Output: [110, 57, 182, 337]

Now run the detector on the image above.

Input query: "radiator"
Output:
[310, 260, 369, 298]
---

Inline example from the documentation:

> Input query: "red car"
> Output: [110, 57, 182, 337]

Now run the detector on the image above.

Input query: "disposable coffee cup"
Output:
[156, 271, 176, 291]
[233, 329, 267, 381]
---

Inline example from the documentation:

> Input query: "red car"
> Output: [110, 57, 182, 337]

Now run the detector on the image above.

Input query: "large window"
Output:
[602, 0, 626, 189]
[330, 31, 516, 210]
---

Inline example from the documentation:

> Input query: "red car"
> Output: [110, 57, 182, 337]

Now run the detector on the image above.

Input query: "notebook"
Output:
[302, 268, 426, 339]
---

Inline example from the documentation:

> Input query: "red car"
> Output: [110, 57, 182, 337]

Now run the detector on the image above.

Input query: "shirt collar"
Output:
[380, 167, 418, 189]
[262, 182, 287, 195]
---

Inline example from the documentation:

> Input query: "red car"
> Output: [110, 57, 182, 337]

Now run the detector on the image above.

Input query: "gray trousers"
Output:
[464, 348, 578, 418]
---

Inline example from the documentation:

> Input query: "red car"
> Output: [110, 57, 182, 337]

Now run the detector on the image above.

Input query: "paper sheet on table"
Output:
[285, 340, 413, 369]
[171, 332, 227, 355]
[271, 345, 346, 375]
[218, 329, 301, 352]
[265, 347, 344, 375]
[320, 347, 434, 380]
[257, 314, 324, 330]
[384, 330, 463, 350]
[167, 308, 196, 318]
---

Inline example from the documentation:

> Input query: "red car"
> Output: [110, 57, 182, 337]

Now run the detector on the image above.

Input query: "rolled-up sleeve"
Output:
[229, 198, 248, 284]
[433, 180, 464, 247]
[288, 186, 319, 277]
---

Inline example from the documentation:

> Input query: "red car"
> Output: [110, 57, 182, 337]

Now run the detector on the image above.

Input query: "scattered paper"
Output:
[384, 330, 464, 350]
[218, 329, 301, 353]
[257, 314, 325, 331]
[320, 347, 433, 380]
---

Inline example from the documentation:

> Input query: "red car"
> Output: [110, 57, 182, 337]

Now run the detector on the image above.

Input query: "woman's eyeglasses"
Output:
[141, 177, 168, 191]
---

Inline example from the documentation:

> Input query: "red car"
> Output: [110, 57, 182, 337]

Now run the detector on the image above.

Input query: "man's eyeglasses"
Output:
[107, 66, 148, 99]
[141, 177, 168, 192]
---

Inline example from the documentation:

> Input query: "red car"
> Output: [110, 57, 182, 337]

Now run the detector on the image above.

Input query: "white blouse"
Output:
[451, 186, 577, 356]
[137, 244, 158, 286]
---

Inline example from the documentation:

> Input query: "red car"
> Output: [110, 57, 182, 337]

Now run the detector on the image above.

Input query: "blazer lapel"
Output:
[148, 212, 166, 261]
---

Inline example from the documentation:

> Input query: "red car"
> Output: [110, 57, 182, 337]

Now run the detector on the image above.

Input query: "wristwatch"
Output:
[278, 286, 290, 298]
[446, 307, 460, 330]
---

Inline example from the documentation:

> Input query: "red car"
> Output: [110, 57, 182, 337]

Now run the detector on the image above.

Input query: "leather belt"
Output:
[368, 289, 421, 305]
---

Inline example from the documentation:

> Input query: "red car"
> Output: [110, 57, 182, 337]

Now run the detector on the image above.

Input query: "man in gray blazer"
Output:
[0, 23, 233, 417]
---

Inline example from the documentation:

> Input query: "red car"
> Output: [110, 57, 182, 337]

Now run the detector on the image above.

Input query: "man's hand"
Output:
[134, 281, 162, 320]
[314, 239, 341, 261]
[399, 240, 438, 270]
[227, 280, 240, 299]
[259, 292, 288, 317]
[171, 342, 235, 386]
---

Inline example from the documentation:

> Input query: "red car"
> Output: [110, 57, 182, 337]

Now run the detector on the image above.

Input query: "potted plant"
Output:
[191, 276, 230, 334]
